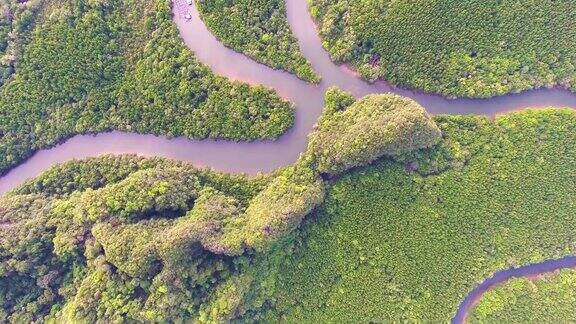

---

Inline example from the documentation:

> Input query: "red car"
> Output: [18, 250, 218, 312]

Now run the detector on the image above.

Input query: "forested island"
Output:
[197, 0, 319, 82]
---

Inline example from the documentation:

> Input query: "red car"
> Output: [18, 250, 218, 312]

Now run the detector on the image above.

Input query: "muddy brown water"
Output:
[2, 0, 576, 195]
[0, 0, 576, 194]
[1, 0, 576, 321]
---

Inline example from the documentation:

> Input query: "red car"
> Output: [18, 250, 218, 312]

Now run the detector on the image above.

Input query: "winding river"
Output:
[452, 257, 576, 323]
[2, 0, 576, 322]
[2, 0, 576, 196]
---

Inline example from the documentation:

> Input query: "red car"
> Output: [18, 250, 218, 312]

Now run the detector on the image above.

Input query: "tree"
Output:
[308, 93, 442, 175]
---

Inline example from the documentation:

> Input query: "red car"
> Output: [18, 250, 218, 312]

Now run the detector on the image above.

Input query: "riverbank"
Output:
[453, 257, 576, 324]
[2, 0, 576, 195]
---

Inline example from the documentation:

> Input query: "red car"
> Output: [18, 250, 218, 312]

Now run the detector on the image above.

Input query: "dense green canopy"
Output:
[0, 0, 43, 85]
[310, 0, 576, 97]
[308, 92, 442, 175]
[263, 109, 576, 322]
[470, 269, 576, 323]
[0, 154, 325, 322]
[0, 0, 293, 175]
[3, 0, 576, 321]
[2, 93, 576, 322]
[198, 0, 319, 82]
[1, 156, 269, 322]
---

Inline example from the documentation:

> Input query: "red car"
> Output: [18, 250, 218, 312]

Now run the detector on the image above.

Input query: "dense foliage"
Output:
[167, 162, 325, 256]
[310, 0, 576, 97]
[242, 163, 324, 250]
[0, 152, 328, 322]
[0, 0, 293, 175]
[0, 91, 437, 322]
[470, 269, 576, 323]
[0, 0, 42, 85]
[0, 2, 13, 84]
[2, 92, 575, 321]
[308, 91, 441, 175]
[263, 109, 576, 322]
[321, 86, 355, 117]
[197, 0, 319, 82]
[0, 155, 256, 322]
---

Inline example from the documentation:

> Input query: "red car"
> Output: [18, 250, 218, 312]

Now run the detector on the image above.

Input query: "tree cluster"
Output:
[264, 108, 576, 322]
[0, 153, 323, 322]
[0, 0, 294, 176]
[5, 92, 574, 322]
[308, 90, 442, 175]
[0, 0, 42, 85]
[311, 0, 576, 98]
[1, 89, 443, 322]
[0, 155, 269, 322]
[470, 269, 576, 323]
[197, 0, 319, 82]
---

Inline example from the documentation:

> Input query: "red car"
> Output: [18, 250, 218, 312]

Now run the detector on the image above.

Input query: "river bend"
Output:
[2, 0, 576, 194]
[1, 0, 576, 322]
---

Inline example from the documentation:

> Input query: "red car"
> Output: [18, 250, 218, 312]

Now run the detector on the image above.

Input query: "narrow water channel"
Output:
[452, 256, 576, 324]
[2, 0, 576, 196]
